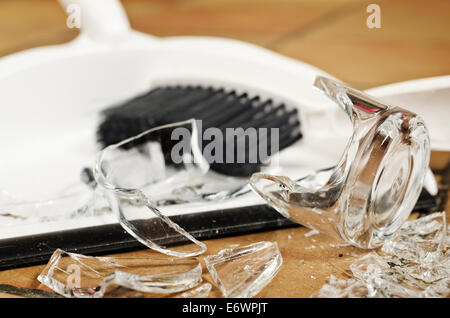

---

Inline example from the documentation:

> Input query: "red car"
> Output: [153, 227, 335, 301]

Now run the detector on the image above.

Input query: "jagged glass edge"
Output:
[94, 119, 208, 258]
[175, 283, 212, 298]
[37, 249, 203, 298]
[205, 241, 283, 298]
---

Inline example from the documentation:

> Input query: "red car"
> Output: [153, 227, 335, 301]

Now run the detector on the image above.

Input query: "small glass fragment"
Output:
[304, 229, 319, 237]
[311, 275, 369, 298]
[95, 119, 261, 257]
[349, 252, 389, 280]
[422, 278, 450, 298]
[204, 241, 282, 298]
[38, 249, 202, 298]
[103, 287, 146, 298]
[350, 253, 427, 298]
[382, 212, 447, 264]
[314, 213, 450, 298]
[408, 252, 450, 283]
[174, 283, 212, 298]
[315, 241, 449, 297]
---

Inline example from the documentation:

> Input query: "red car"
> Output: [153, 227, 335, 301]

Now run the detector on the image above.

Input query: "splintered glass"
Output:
[250, 76, 430, 249]
[38, 249, 202, 298]
[95, 120, 212, 257]
[313, 212, 450, 298]
[175, 283, 212, 298]
[204, 241, 282, 298]
[382, 212, 447, 264]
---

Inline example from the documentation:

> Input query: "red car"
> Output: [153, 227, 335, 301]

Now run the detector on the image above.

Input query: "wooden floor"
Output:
[0, 0, 449, 298]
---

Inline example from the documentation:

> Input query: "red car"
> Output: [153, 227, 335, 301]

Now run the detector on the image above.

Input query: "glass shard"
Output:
[204, 241, 282, 298]
[408, 262, 450, 284]
[314, 212, 450, 298]
[311, 275, 370, 298]
[304, 229, 319, 237]
[349, 253, 426, 298]
[381, 212, 447, 264]
[38, 249, 202, 298]
[174, 283, 212, 298]
[314, 253, 450, 298]
[422, 278, 450, 298]
[349, 252, 389, 281]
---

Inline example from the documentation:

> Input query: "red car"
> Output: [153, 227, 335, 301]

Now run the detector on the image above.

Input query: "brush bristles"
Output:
[97, 86, 302, 176]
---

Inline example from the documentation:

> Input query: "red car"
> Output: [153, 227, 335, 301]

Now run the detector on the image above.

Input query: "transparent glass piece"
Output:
[349, 252, 427, 298]
[174, 283, 212, 298]
[95, 120, 215, 257]
[94, 119, 268, 257]
[408, 258, 450, 283]
[381, 212, 447, 264]
[102, 287, 146, 298]
[349, 252, 390, 280]
[37, 249, 202, 298]
[422, 278, 450, 298]
[250, 76, 430, 249]
[95, 118, 249, 204]
[204, 241, 282, 298]
[304, 228, 320, 237]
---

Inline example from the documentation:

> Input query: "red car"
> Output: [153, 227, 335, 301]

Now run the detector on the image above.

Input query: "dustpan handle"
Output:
[58, 0, 131, 42]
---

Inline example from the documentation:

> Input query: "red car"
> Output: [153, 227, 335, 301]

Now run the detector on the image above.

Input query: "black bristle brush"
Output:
[97, 85, 302, 177]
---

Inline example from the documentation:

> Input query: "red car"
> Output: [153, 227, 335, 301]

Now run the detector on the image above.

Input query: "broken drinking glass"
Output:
[174, 283, 212, 298]
[313, 212, 450, 298]
[382, 212, 447, 264]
